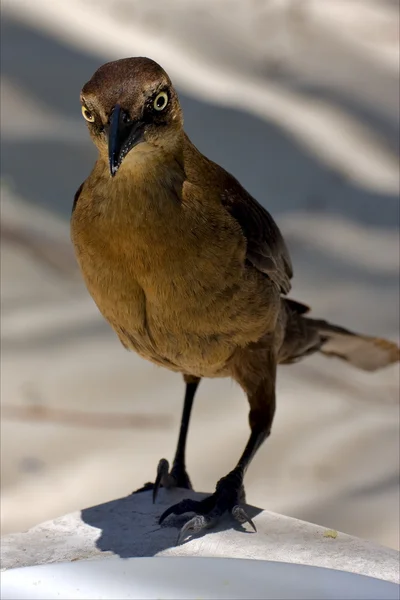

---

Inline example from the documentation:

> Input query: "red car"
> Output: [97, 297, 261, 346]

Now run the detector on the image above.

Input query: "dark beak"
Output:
[108, 104, 145, 177]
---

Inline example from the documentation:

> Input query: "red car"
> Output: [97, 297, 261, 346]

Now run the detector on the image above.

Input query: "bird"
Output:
[71, 57, 400, 544]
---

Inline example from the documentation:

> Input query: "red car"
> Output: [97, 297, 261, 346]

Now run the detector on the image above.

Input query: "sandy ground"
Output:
[1, 0, 399, 549]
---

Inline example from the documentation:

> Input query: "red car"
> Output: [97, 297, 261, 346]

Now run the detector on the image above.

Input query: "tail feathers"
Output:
[285, 298, 311, 315]
[309, 318, 400, 372]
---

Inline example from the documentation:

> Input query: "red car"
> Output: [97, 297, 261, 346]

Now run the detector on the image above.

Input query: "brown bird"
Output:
[71, 57, 399, 543]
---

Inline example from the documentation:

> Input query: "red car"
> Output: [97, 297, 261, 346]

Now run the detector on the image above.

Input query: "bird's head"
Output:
[80, 57, 183, 177]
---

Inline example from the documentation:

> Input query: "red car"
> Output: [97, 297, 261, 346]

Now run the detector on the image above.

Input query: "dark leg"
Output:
[159, 352, 276, 544]
[134, 375, 200, 500]
[152, 375, 200, 502]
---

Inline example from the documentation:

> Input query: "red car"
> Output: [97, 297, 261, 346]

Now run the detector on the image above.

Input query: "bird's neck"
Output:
[90, 143, 185, 222]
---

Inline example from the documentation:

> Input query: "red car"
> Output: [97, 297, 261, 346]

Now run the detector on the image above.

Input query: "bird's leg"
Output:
[153, 375, 200, 501]
[134, 375, 200, 501]
[159, 353, 276, 544]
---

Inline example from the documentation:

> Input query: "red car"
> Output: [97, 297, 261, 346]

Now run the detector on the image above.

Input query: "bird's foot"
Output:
[159, 468, 256, 544]
[133, 458, 192, 503]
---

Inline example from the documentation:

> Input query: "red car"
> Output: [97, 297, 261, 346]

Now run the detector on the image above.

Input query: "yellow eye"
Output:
[81, 105, 95, 122]
[153, 91, 168, 111]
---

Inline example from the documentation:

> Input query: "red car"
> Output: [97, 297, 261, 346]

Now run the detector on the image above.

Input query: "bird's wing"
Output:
[72, 182, 84, 214]
[221, 187, 293, 294]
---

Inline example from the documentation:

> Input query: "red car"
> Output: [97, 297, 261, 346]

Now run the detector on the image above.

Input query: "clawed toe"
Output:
[159, 498, 203, 525]
[133, 458, 193, 503]
[159, 470, 256, 544]
[176, 514, 218, 545]
[231, 505, 257, 532]
[153, 458, 170, 503]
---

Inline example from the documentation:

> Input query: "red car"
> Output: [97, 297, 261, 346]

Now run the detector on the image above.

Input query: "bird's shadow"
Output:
[81, 488, 263, 558]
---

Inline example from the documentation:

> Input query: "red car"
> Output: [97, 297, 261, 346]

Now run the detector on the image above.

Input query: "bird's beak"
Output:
[108, 104, 146, 177]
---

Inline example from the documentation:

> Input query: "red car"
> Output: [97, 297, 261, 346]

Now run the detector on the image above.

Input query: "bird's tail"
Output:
[283, 299, 399, 371]
[309, 318, 400, 371]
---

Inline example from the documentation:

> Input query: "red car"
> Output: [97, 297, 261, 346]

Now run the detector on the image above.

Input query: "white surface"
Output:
[1, 489, 399, 587]
[1, 557, 399, 600]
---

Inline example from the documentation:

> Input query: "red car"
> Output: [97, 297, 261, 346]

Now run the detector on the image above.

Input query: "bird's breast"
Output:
[71, 182, 277, 376]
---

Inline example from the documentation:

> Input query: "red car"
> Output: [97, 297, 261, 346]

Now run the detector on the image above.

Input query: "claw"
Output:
[176, 514, 215, 545]
[153, 458, 170, 503]
[159, 498, 201, 525]
[231, 505, 257, 532]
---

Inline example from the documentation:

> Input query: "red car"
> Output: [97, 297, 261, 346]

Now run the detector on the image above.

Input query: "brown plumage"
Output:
[71, 57, 399, 542]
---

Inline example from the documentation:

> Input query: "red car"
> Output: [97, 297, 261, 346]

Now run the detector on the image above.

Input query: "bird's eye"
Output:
[153, 92, 168, 111]
[81, 106, 95, 122]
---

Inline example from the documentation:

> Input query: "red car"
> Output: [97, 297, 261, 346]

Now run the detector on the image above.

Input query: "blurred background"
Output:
[1, 0, 399, 550]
